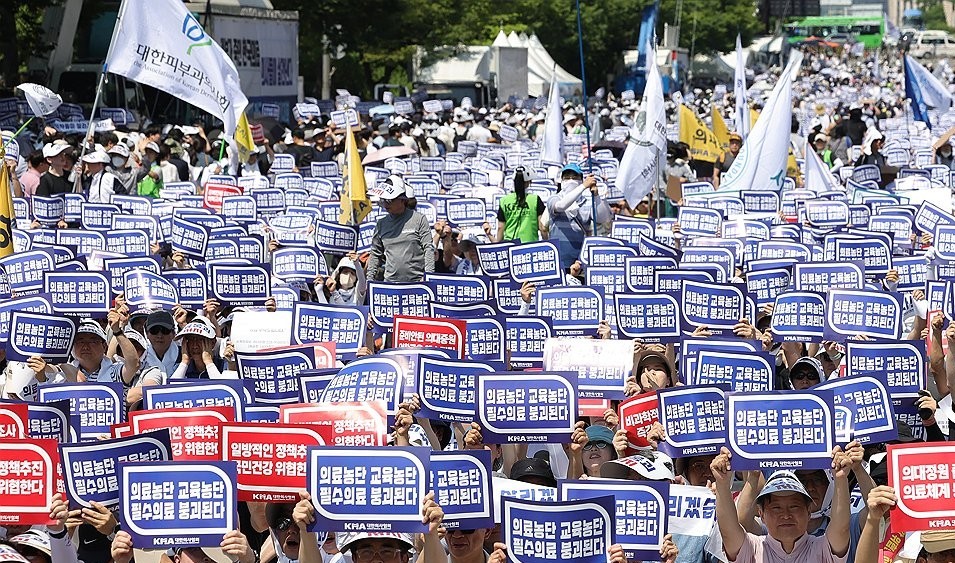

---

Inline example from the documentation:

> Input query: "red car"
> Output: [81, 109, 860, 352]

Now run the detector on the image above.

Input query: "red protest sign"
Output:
[221, 422, 325, 501]
[127, 407, 234, 461]
[579, 399, 612, 418]
[0, 439, 58, 525]
[0, 403, 29, 439]
[203, 183, 243, 212]
[393, 315, 466, 358]
[888, 442, 955, 532]
[280, 401, 387, 447]
[619, 391, 659, 450]
[260, 342, 338, 369]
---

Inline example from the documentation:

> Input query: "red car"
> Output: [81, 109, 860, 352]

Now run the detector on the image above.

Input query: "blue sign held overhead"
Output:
[431, 451, 494, 530]
[503, 496, 615, 563]
[476, 371, 578, 443]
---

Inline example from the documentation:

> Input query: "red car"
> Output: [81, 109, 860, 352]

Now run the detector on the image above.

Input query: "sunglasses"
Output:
[273, 517, 294, 532]
[582, 441, 611, 451]
[148, 326, 172, 335]
[790, 372, 820, 382]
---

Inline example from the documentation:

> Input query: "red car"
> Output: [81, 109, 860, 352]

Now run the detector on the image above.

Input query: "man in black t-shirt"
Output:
[35, 142, 74, 197]
[284, 128, 319, 173]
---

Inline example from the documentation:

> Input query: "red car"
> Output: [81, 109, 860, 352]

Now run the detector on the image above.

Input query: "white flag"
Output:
[804, 143, 841, 193]
[720, 50, 804, 192]
[16, 83, 62, 117]
[734, 35, 749, 139]
[105, 0, 248, 134]
[541, 71, 565, 165]
[615, 47, 667, 208]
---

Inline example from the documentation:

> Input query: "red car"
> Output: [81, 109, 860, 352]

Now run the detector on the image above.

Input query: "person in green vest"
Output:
[495, 166, 546, 243]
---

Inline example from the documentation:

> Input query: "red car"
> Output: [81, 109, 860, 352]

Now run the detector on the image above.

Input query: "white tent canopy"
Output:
[417, 31, 583, 99]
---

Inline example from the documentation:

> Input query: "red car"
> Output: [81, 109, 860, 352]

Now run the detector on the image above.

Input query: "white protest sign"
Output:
[229, 311, 294, 353]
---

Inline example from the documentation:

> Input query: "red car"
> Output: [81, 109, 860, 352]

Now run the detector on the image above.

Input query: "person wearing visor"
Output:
[170, 317, 225, 380]
[366, 175, 434, 283]
[788, 356, 826, 390]
[711, 446, 853, 562]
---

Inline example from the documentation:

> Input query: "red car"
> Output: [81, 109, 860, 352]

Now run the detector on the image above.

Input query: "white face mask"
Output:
[560, 179, 580, 192]
[111, 156, 126, 168]
[339, 271, 356, 290]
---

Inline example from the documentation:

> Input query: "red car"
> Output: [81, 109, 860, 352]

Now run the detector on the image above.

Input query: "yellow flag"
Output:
[750, 108, 760, 128]
[235, 112, 255, 164]
[339, 126, 371, 225]
[0, 146, 14, 258]
[679, 105, 722, 163]
[711, 106, 730, 150]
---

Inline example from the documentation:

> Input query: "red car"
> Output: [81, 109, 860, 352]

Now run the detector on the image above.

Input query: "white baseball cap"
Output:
[81, 150, 110, 164]
[108, 143, 130, 158]
[42, 141, 71, 159]
[77, 319, 108, 343]
[336, 532, 414, 552]
[370, 175, 414, 202]
[144, 141, 161, 153]
[175, 317, 217, 340]
[756, 470, 814, 504]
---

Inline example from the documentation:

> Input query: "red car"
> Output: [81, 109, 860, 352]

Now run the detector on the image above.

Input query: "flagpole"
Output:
[0, 118, 33, 151]
[575, 0, 598, 237]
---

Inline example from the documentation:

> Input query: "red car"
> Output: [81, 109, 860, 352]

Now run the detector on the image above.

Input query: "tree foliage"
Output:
[1, 0, 64, 89]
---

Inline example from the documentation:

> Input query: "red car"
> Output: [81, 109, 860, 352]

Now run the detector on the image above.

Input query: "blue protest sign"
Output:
[509, 241, 562, 284]
[740, 191, 780, 213]
[221, 195, 258, 222]
[446, 198, 487, 225]
[0, 250, 55, 293]
[291, 303, 367, 360]
[319, 356, 404, 412]
[416, 357, 495, 422]
[464, 317, 506, 365]
[624, 257, 677, 292]
[813, 373, 897, 445]
[272, 247, 324, 282]
[793, 262, 864, 292]
[681, 247, 735, 280]
[313, 220, 357, 255]
[535, 286, 603, 337]
[80, 203, 120, 230]
[476, 371, 577, 443]
[745, 267, 791, 308]
[825, 289, 902, 340]
[18, 400, 74, 443]
[38, 382, 124, 439]
[770, 291, 826, 342]
[845, 340, 926, 404]
[60, 430, 172, 508]
[31, 196, 65, 225]
[543, 338, 632, 400]
[893, 256, 928, 292]
[611, 219, 654, 244]
[55, 229, 105, 256]
[208, 264, 271, 307]
[103, 229, 150, 257]
[915, 200, 955, 235]
[656, 385, 727, 458]
[43, 272, 110, 315]
[171, 216, 209, 260]
[5, 312, 76, 363]
[476, 242, 512, 277]
[163, 269, 208, 308]
[235, 346, 318, 404]
[110, 194, 151, 216]
[869, 215, 913, 249]
[205, 238, 239, 260]
[678, 207, 722, 237]
[143, 380, 246, 421]
[612, 293, 679, 343]
[692, 351, 774, 391]
[559, 480, 666, 561]
[426, 273, 490, 303]
[680, 280, 745, 336]
[306, 446, 430, 532]
[367, 282, 434, 330]
[492, 279, 531, 315]
[505, 317, 552, 369]
[680, 339, 761, 392]
[431, 451, 494, 530]
[503, 496, 615, 563]
[804, 199, 849, 228]
[727, 390, 836, 470]
[833, 238, 892, 276]
[122, 270, 178, 310]
[120, 461, 236, 548]
[637, 233, 678, 259]
[251, 188, 286, 214]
